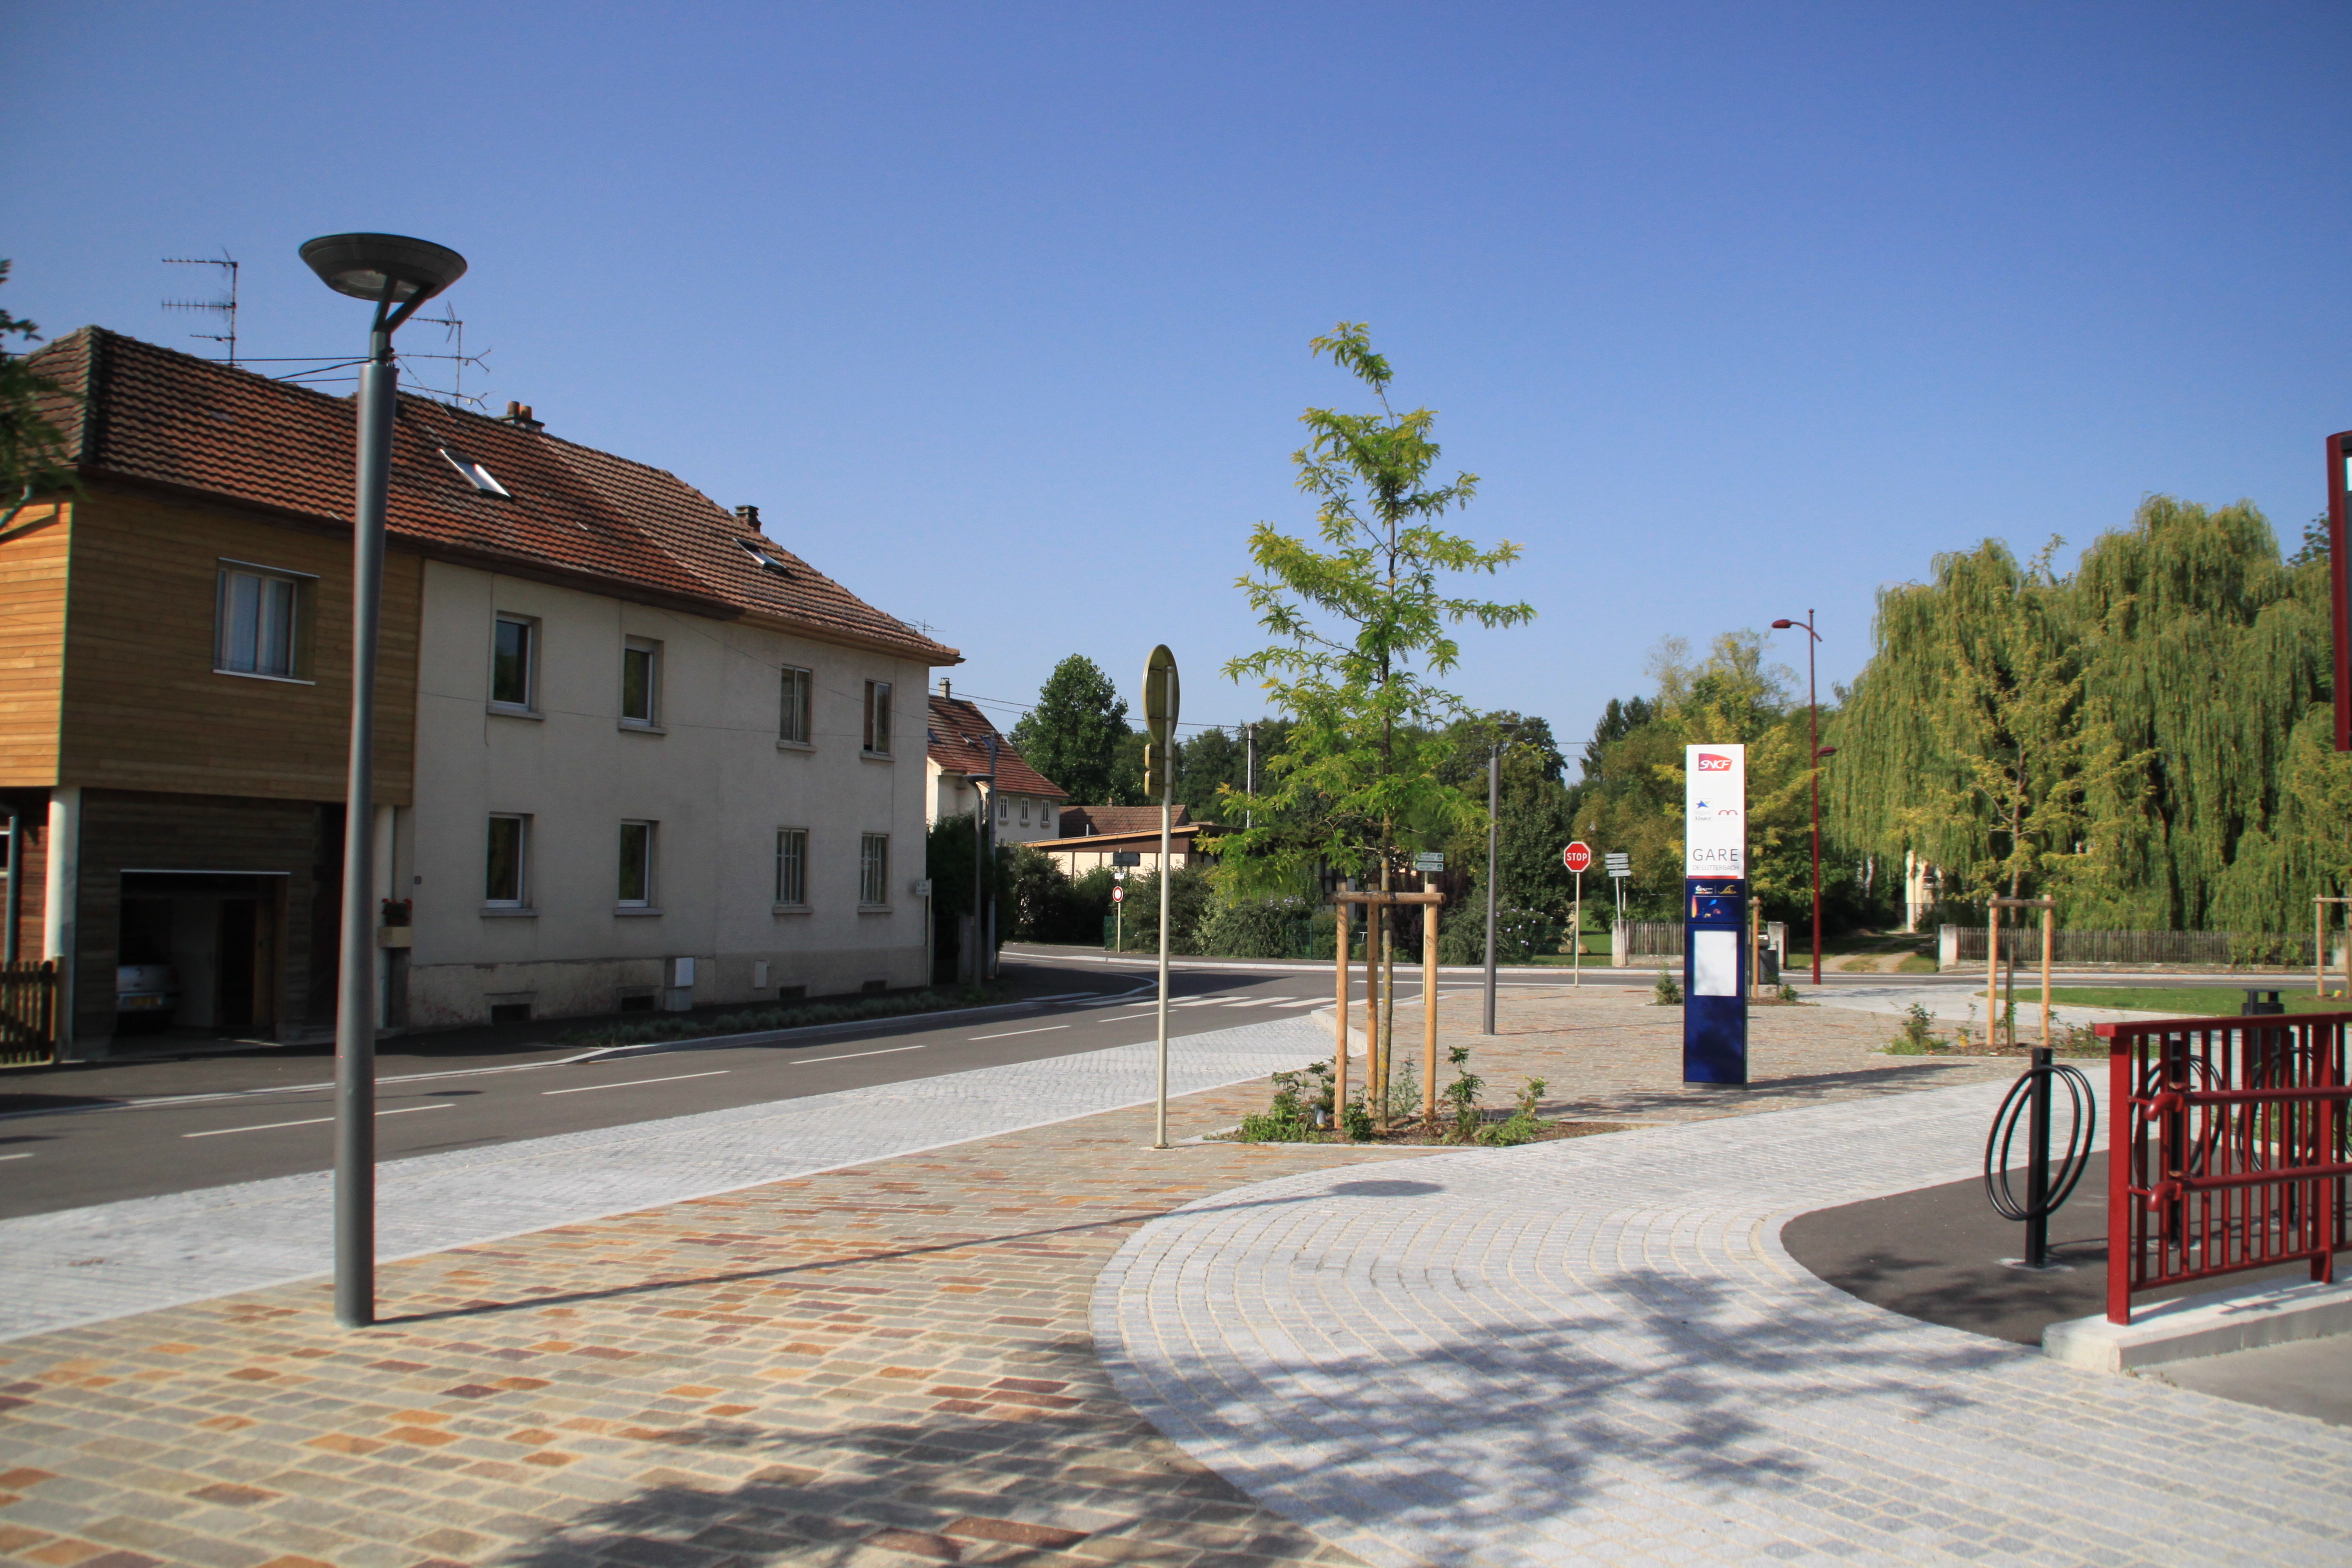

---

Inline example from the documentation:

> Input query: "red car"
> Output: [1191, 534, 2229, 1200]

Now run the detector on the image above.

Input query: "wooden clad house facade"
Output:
[1, 328, 956, 1056]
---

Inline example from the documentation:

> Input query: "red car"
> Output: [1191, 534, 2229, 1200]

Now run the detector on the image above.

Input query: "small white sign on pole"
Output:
[1683, 744, 1747, 877]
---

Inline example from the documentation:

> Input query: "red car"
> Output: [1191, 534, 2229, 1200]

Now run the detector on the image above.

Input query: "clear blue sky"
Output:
[10, 2, 2348, 754]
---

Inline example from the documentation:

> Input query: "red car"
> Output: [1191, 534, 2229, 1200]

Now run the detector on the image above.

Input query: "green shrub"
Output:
[1476, 1076, 1549, 1147]
[1234, 1061, 1336, 1142]
[1437, 904, 1565, 965]
[1885, 1001, 1950, 1055]
[1194, 895, 1317, 958]
[1653, 969, 1682, 1005]
[1440, 1045, 1486, 1143]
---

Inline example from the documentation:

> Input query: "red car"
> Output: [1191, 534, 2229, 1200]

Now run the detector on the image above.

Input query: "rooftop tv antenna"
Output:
[398, 307, 489, 407]
[162, 251, 239, 366]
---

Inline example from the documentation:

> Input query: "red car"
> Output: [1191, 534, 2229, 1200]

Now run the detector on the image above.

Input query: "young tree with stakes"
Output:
[1220, 323, 1532, 1123]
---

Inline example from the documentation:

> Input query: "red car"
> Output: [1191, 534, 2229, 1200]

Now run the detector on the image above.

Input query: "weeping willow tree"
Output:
[1832, 540, 2121, 908]
[2072, 498, 2328, 929]
[1832, 497, 2338, 931]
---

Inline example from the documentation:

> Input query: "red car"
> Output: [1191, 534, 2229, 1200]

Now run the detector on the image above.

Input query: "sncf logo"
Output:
[1695, 753, 1733, 772]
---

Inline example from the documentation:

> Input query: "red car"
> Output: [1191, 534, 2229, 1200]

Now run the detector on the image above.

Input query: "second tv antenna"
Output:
[163, 252, 239, 366]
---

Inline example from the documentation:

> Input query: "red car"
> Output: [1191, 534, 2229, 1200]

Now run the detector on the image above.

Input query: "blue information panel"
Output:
[1683, 876, 1748, 1084]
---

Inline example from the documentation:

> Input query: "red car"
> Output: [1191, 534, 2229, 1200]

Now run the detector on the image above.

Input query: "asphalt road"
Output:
[0, 953, 1575, 1221]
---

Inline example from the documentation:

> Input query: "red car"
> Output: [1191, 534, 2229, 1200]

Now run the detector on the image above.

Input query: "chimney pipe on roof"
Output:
[734, 504, 761, 532]
[501, 401, 544, 433]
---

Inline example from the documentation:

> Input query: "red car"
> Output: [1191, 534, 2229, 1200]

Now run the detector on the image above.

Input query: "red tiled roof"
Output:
[926, 694, 1064, 799]
[31, 328, 959, 665]
[1056, 804, 1192, 836]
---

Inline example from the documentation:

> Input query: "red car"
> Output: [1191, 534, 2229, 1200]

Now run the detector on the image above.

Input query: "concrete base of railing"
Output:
[2043, 1275, 2352, 1372]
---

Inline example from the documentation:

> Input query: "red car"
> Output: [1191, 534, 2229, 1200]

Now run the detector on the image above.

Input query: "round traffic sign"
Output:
[1562, 841, 1593, 873]
[1113, 885, 1125, 902]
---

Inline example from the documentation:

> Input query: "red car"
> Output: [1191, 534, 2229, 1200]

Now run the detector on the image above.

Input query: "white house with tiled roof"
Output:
[923, 686, 1066, 845]
[4, 327, 959, 1051]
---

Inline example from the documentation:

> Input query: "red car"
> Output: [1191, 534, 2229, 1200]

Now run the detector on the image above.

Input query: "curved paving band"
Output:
[1097, 1078, 2352, 1567]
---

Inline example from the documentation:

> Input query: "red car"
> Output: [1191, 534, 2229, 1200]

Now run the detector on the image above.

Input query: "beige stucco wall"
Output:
[403, 560, 935, 1028]
[924, 757, 1059, 846]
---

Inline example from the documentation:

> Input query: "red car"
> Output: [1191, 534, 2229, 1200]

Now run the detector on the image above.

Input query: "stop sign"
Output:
[1562, 841, 1593, 873]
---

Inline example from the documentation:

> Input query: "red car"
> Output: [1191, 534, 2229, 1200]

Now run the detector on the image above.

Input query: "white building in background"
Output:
[924, 686, 1066, 843]
[400, 404, 957, 1028]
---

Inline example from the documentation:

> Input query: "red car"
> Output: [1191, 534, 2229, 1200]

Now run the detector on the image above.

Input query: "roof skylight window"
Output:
[439, 446, 511, 498]
[739, 539, 790, 576]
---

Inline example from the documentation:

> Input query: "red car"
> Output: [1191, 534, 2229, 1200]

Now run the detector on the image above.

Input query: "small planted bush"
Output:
[1653, 969, 1682, 1005]
[1236, 1061, 1336, 1142]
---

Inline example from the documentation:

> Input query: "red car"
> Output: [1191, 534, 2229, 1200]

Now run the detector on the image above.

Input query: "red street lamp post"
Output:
[1770, 612, 1836, 986]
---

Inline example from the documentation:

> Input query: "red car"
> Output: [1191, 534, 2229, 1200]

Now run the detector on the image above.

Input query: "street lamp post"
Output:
[299, 234, 466, 1330]
[1769, 612, 1836, 987]
[1483, 739, 1502, 1035]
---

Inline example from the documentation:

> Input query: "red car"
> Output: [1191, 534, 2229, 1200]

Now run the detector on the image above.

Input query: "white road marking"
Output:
[0, 1152, 31, 1161]
[1273, 999, 1326, 1007]
[1220, 998, 1280, 1007]
[542, 1070, 730, 1096]
[794, 1042, 928, 1065]
[183, 1103, 450, 1139]
[968, 1025, 1072, 1041]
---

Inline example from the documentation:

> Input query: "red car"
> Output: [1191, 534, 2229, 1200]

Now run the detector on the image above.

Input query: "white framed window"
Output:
[1020, 799, 1031, 826]
[621, 636, 661, 727]
[863, 680, 892, 755]
[775, 827, 808, 906]
[492, 615, 538, 710]
[486, 815, 529, 907]
[618, 820, 656, 908]
[859, 833, 889, 906]
[216, 563, 307, 678]
[779, 666, 813, 745]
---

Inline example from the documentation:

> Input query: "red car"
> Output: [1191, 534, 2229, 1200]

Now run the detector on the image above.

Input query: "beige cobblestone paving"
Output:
[0, 989, 2013, 1568]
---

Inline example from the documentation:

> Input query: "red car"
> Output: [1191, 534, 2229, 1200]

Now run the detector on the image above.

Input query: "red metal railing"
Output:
[2099, 1012, 2351, 1323]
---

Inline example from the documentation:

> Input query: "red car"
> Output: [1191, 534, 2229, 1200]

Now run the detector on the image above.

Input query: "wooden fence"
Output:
[0, 961, 58, 1068]
[1947, 927, 2317, 967]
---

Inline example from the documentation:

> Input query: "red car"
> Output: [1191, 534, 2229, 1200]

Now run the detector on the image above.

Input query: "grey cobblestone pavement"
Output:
[0, 1017, 1327, 1344]
[1097, 1075, 2352, 1568]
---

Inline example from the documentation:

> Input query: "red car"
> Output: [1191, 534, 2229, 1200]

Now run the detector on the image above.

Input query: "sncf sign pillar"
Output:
[1683, 743, 1749, 1085]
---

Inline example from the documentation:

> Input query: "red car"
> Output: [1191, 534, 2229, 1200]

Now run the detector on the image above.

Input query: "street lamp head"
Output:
[1770, 618, 1796, 630]
[299, 233, 467, 304]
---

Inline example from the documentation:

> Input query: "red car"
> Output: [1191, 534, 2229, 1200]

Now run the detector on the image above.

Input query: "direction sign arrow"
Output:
[1563, 841, 1593, 873]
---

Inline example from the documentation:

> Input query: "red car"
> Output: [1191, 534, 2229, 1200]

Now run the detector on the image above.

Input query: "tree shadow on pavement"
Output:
[1105, 1262, 2022, 1562]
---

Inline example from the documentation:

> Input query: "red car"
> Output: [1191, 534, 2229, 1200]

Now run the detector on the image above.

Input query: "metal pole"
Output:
[1152, 786, 1171, 1148]
[3, 804, 19, 966]
[970, 775, 984, 983]
[1483, 742, 1499, 1034]
[1808, 610, 1822, 987]
[1571, 868, 1582, 988]
[334, 313, 396, 1330]
[984, 737, 999, 983]
[2025, 1046, 2053, 1268]
[1422, 899, 1439, 1127]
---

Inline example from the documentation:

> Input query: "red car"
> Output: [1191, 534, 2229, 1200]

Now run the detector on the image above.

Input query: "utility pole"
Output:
[1245, 722, 1255, 830]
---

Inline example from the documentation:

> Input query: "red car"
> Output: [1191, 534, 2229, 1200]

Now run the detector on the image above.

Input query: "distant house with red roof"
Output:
[1, 328, 958, 1052]
[924, 687, 1065, 845]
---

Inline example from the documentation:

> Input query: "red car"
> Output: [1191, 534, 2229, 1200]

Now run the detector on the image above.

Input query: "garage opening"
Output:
[116, 871, 286, 1040]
